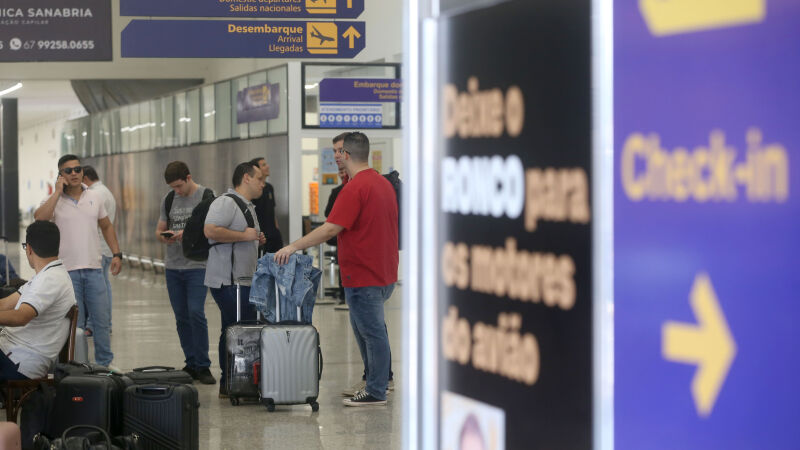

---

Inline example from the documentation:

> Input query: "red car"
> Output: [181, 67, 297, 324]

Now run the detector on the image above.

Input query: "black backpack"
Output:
[181, 192, 254, 262]
[383, 170, 403, 250]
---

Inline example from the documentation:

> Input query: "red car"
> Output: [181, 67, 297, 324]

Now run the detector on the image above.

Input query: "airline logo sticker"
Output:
[640, 0, 766, 36]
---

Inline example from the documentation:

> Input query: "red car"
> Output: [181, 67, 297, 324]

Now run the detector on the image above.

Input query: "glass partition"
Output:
[60, 65, 289, 155]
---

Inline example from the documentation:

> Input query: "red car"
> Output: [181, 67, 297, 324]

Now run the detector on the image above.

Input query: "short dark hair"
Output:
[332, 132, 349, 145]
[249, 157, 265, 167]
[343, 132, 370, 162]
[82, 165, 99, 182]
[232, 162, 258, 187]
[164, 161, 191, 184]
[57, 154, 80, 169]
[26, 221, 60, 258]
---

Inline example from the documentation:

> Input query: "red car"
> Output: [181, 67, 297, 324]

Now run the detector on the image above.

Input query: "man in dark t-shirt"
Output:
[274, 132, 398, 407]
[249, 157, 284, 253]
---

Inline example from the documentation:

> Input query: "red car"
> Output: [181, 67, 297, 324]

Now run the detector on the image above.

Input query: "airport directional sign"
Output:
[120, 0, 364, 19]
[121, 20, 365, 58]
[615, 0, 800, 448]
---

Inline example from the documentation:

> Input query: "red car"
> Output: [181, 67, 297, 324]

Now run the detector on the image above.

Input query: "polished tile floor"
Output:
[7, 244, 403, 450]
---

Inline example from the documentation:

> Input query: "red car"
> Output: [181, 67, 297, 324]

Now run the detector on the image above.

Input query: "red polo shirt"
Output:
[327, 169, 398, 287]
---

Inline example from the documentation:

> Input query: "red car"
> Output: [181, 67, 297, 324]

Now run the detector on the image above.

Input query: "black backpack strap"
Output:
[201, 188, 215, 201]
[224, 193, 255, 284]
[225, 194, 255, 228]
[164, 191, 176, 229]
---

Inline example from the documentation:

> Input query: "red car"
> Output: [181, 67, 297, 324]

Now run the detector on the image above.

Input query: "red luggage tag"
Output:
[253, 362, 260, 384]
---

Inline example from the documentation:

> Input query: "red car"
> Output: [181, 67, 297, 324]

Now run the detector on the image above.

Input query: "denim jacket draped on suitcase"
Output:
[248, 253, 321, 323]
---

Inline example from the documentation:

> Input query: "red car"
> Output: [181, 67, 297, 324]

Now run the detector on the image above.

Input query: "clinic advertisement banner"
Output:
[120, 0, 364, 19]
[0, 0, 111, 62]
[615, 1, 800, 448]
[437, 1, 593, 448]
[121, 20, 365, 58]
[236, 83, 280, 124]
[319, 78, 402, 103]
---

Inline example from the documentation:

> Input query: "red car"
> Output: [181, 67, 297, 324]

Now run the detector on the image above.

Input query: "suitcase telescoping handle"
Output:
[236, 276, 260, 322]
[1, 236, 8, 286]
[274, 280, 301, 323]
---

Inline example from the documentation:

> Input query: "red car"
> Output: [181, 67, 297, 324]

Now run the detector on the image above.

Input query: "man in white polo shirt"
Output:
[0, 221, 76, 380]
[34, 154, 122, 367]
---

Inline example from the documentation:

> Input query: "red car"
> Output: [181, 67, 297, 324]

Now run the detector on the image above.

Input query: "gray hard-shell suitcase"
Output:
[259, 280, 322, 412]
[225, 277, 266, 406]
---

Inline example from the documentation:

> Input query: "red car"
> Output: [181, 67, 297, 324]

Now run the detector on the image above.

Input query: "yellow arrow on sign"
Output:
[342, 26, 361, 49]
[662, 273, 736, 417]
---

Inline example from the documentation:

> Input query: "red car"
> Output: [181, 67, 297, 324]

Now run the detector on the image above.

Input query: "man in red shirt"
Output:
[274, 132, 398, 406]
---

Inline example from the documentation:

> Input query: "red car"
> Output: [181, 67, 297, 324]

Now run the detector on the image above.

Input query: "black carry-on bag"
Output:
[225, 276, 267, 406]
[122, 383, 199, 450]
[125, 366, 193, 385]
[259, 280, 323, 412]
[48, 372, 133, 438]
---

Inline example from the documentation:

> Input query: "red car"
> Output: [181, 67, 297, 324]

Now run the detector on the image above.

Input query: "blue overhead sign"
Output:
[615, 1, 800, 449]
[120, 0, 364, 19]
[121, 20, 365, 58]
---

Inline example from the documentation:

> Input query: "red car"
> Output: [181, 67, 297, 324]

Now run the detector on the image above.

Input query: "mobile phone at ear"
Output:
[57, 175, 66, 192]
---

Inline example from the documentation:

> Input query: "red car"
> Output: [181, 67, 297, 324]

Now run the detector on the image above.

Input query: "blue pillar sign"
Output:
[121, 20, 365, 58]
[120, 0, 364, 19]
[615, 0, 800, 448]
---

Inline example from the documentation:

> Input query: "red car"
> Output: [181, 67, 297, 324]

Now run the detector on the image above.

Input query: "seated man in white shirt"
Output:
[0, 221, 76, 380]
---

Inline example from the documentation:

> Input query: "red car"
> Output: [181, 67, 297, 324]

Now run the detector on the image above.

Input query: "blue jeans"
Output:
[0, 351, 27, 381]
[210, 284, 256, 382]
[345, 284, 395, 400]
[166, 269, 211, 369]
[88, 255, 114, 331]
[69, 269, 113, 366]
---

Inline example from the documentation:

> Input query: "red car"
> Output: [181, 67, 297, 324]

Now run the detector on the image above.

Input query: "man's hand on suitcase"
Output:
[273, 244, 298, 265]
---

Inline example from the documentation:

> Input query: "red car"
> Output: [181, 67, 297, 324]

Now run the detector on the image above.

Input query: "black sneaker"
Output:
[342, 390, 387, 407]
[196, 367, 216, 385]
[181, 366, 198, 380]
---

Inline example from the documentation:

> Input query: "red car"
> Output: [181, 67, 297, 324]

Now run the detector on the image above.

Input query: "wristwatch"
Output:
[112, 253, 123, 259]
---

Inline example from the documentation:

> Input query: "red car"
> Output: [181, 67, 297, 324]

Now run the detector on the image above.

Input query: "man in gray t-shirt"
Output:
[155, 161, 216, 385]
[204, 162, 266, 396]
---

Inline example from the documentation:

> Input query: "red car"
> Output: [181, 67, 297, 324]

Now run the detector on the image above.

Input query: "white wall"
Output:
[17, 120, 67, 222]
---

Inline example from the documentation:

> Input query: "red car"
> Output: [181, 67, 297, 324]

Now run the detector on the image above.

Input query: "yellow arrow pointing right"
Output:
[662, 273, 736, 417]
[342, 26, 361, 49]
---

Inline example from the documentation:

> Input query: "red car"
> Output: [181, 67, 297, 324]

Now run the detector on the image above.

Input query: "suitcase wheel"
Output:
[230, 396, 240, 406]
[311, 401, 319, 412]
[262, 398, 275, 412]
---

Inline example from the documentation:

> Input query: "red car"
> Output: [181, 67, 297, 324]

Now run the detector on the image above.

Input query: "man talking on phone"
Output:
[155, 161, 217, 385]
[34, 154, 122, 367]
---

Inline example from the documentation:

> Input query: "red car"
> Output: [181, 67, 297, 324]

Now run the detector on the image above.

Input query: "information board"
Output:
[615, 1, 800, 448]
[120, 0, 364, 19]
[121, 20, 365, 58]
[437, 1, 593, 448]
[0, 0, 112, 62]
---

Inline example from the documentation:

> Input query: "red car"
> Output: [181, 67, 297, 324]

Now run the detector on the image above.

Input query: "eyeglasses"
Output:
[60, 166, 82, 175]
[21, 243, 27, 250]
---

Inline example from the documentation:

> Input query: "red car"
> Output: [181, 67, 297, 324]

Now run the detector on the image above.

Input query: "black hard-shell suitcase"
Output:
[259, 280, 322, 412]
[225, 277, 266, 406]
[122, 383, 199, 450]
[125, 366, 193, 385]
[48, 373, 133, 438]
